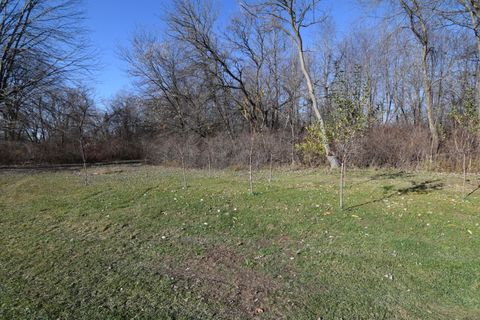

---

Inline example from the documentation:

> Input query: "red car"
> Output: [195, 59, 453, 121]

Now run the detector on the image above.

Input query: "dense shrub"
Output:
[2, 125, 479, 174]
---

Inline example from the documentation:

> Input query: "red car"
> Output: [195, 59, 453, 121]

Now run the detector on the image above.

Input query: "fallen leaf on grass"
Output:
[255, 308, 264, 314]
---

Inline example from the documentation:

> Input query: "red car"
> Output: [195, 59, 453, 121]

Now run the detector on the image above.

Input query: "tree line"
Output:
[1, 0, 479, 172]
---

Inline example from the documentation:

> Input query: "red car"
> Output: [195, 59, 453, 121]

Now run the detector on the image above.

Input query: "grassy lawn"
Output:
[0, 166, 479, 319]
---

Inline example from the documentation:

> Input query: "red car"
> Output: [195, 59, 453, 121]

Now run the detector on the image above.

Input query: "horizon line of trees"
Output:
[1, 0, 480, 172]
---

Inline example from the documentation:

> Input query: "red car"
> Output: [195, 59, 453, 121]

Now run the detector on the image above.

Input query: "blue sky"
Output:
[84, 0, 361, 104]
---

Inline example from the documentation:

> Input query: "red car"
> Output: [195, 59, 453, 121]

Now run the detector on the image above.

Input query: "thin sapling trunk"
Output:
[80, 138, 88, 186]
[249, 131, 255, 194]
[181, 150, 187, 190]
[268, 152, 273, 185]
[340, 161, 345, 210]
[463, 153, 467, 200]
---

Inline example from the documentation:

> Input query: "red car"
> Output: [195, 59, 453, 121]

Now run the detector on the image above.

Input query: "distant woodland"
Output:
[1, 0, 480, 172]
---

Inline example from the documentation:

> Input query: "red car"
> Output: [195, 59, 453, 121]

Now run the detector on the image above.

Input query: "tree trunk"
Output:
[476, 37, 480, 121]
[80, 138, 88, 186]
[293, 30, 339, 168]
[464, 0, 480, 120]
[463, 153, 467, 199]
[181, 152, 187, 189]
[290, 113, 296, 166]
[207, 147, 212, 176]
[268, 152, 273, 184]
[422, 47, 440, 158]
[339, 161, 345, 209]
[248, 132, 254, 194]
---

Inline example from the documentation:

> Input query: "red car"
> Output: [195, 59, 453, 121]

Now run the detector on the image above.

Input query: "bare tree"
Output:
[248, 130, 255, 194]
[168, 0, 266, 130]
[122, 33, 217, 138]
[247, 0, 340, 168]
[64, 87, 97, 185]
[448, 0, 480, 118]
[400, 0, 441, 157]
[0, 0, 91, 141]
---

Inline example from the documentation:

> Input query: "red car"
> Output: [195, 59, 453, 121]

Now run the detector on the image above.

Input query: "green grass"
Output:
[1, 166, 479, 319]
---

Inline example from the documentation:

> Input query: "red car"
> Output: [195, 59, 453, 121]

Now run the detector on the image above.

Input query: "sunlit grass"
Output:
[1, 166, 479, 319]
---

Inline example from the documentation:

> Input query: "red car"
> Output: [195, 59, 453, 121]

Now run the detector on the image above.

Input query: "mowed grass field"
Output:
[0, 166, 479, 319]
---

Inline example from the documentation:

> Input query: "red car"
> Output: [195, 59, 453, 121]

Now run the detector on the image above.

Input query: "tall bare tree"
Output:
[456, 0, 480, 118]
[247, 0, 340, 168]
[168, 0, 265, 130]
[400, 0, 441, 156]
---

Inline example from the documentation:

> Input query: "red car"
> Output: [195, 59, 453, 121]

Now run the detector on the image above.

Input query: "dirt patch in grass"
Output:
[166, 245, 282, 319]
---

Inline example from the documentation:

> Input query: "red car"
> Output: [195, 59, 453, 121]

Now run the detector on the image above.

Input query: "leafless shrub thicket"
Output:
[143, 131, 293, 169]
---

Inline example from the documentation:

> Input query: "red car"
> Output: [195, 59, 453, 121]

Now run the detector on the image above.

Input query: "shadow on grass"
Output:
[371, 171, 416, 180]
[347, 179, 444, 210]
[351, 171, 415, 187]
[466, 185, 480, 199]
